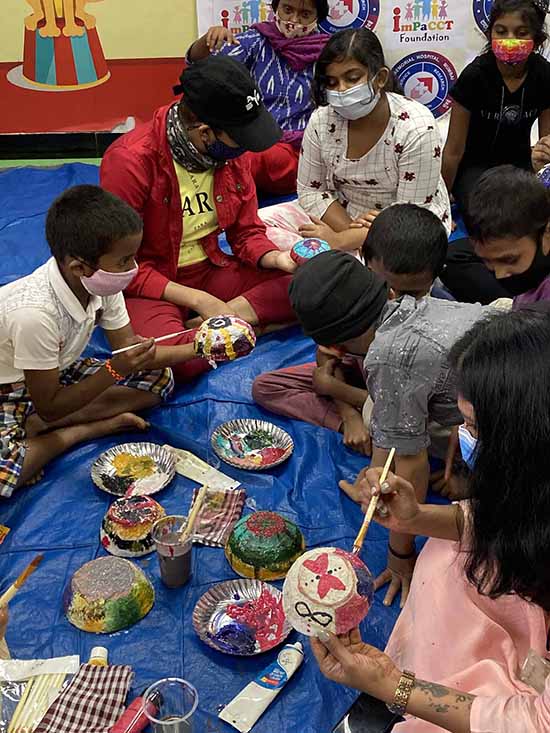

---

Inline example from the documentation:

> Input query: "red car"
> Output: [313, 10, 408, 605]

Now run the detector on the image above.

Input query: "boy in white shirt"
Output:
[0, 185, 189, 498]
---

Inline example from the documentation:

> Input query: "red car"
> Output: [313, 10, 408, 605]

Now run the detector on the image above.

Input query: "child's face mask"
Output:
[458, 424, 478, 471]
[326, 80, 381, 120]
[276, 12, 318, 38]
[492, 38, 534, 65]
[81, 263, 138, 296]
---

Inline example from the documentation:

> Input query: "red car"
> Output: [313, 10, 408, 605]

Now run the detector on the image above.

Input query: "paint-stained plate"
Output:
[192, 579, 291, 656]
[91, 442, 175, 496]
[211, 419, 293, 471]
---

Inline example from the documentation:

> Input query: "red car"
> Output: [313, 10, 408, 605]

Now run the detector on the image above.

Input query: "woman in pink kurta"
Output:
[311, 306, 550, 732]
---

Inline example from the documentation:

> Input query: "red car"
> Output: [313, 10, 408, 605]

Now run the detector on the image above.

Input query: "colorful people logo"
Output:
[393, 0, 453, 34]
[8, 0, 110, 90]
[219, 1, 274, 31]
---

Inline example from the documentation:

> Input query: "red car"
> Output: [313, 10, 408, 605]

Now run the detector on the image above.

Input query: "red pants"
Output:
[126, 259, 293, 382]
[246, 142, 299, 196]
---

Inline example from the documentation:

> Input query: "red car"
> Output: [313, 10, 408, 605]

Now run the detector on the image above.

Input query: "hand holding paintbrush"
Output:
[352, 448, 395, 555]
[0, 554, 44, 608]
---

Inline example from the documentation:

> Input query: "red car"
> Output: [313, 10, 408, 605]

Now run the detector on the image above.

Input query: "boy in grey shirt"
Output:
[289, 251, 487, 608]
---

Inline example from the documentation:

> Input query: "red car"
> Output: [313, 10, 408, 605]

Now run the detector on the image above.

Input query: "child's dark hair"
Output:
[46, 185, 143, 265]
[463, 165, 550, 243]
[272, 0, 329, 22]
[363, 204, 448, 280]
[486, 0, 548, 48]
[312, 28, 402, 107]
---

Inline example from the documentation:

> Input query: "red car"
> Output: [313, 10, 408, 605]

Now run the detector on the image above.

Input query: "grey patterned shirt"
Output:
[365, 295, 488, 455]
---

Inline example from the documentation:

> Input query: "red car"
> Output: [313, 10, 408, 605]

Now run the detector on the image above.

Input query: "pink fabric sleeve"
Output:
[471, 677, 550, 733]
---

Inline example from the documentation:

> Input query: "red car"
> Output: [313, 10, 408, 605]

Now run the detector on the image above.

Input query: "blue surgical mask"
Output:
[326, 81, 380, 121]
[206, 137, 246, 161]
[458, 424, 478, 470]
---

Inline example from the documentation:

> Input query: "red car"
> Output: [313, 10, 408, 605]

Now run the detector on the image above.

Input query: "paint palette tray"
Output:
[211, 419, 294, 471]
[192, 579, 291, 656]
[91, 442, 176, 496]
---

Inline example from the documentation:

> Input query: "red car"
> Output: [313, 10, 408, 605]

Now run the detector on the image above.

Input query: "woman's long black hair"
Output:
[450, 306, 550, 611]
[312, 28, 402, 107]
[485, 0, 548, 49]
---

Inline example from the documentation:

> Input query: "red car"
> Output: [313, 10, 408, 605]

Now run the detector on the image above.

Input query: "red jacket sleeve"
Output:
[224, 157, 277, 268]
[100, 146, 170, 300]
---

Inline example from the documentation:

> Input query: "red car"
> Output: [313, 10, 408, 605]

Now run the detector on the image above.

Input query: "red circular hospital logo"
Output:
[392, 51, 457, 118]
[319, 0, 380, 34]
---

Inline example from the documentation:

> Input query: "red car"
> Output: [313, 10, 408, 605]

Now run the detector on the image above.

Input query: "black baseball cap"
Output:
[174, 56, 282, 153]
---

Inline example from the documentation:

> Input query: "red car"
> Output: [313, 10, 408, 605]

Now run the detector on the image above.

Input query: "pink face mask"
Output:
[81, 263, 138, 296]
[275, 12, 318, 38]
[492, 38, 534, 65]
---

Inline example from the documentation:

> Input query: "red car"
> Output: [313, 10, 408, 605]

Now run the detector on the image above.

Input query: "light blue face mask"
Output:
[458, 424, 478, 470]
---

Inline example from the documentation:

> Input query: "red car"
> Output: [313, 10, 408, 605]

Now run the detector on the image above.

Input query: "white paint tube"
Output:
[219, 642, 304, 733]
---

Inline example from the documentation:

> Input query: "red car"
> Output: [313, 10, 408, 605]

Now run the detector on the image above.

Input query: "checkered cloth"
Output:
[34, 664, 133, 733]
[0, 358, 173, 498]
[190, 486, 246, 547]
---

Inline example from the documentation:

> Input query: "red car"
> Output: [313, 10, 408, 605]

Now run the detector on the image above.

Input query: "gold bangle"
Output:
[104, 359, 124, 382]
[387, 670, 416, 716]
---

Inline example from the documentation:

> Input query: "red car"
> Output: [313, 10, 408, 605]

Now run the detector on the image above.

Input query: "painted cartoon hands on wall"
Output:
[25, 0, 104, 38]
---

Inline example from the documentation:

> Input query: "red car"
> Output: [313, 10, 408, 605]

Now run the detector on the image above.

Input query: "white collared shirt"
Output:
[0, 258, 129, 384]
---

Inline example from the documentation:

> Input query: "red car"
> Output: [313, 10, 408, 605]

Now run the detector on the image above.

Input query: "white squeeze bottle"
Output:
[219, 642, 304, 732]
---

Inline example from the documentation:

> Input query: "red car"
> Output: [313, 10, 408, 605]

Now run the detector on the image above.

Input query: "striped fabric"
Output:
[190, 486, 246, 548]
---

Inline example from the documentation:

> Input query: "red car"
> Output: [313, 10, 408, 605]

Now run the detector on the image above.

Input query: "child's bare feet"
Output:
[106, 412, 149, 433]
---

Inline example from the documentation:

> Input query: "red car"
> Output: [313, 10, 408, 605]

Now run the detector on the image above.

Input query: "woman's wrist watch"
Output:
[387, 670, 416, 716]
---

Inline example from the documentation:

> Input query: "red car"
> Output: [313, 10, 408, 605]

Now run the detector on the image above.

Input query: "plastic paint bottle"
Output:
[219, 642, 304, 732]
[110, 690, 163, 733]
[87, 646, 108, 666]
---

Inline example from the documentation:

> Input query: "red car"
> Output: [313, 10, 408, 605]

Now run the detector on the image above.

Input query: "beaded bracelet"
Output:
[105, 359, 124, 382]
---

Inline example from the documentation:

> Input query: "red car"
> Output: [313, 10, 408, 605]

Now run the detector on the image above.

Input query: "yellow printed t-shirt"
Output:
[174, 162, 219, 268]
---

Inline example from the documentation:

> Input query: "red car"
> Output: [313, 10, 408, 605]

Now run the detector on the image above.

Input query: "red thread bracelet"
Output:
[105, 359, 124, 382]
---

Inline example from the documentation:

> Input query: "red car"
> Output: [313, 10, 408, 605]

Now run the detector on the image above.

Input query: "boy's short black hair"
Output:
[362, 204, 448, 279]
[463, 165, 550, 244]
[46, 185, 143, 266]
[272, 0, 329, 22]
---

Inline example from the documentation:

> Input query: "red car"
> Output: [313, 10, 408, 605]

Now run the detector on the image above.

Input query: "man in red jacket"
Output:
[101, 56, 296, 382]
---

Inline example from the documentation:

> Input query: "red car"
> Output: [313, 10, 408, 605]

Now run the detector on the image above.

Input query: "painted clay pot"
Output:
[64, 557, 154, 633]
[193, 316, 256, 367]
[283, 546, 374, 636]
[225, 511, 305, 581]
[100, 496, 165, 558]
[290, 238, 331, 266]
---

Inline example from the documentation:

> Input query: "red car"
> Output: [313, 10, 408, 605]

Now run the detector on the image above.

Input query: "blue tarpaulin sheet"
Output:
[0, 163, 446, 732]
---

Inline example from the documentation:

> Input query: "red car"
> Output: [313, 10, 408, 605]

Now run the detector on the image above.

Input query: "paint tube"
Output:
[219, 642, 304, 733]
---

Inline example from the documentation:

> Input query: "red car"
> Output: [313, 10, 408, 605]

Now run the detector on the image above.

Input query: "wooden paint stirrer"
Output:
[352, 448, 396, 555]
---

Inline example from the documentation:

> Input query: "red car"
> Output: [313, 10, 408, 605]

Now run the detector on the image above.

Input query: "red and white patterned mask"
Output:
[275, 12, 318, 38]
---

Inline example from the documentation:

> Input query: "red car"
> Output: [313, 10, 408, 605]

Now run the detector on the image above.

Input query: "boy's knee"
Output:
[252, 372, 284, 407]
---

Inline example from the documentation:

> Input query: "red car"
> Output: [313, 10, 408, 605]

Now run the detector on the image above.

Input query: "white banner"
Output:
[196, 0, 497, 119]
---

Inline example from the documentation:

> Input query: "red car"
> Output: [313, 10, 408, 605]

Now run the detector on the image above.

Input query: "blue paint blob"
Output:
[355, 564, 375, 603]
[211, 622, 256, 654]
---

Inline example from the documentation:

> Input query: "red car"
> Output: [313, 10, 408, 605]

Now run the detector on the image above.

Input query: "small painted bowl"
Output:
[283, 546, 374, 637]
[100, 496, 166, 558]
[226, 511, 305, 580]
[64, 556, 154, 634]
[290, 238, 331, 266]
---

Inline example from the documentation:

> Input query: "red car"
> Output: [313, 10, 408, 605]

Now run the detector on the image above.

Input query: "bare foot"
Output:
[25, 12, 44, 31]
[39, 22, 61, 37]
[338, 479, 362, 503]
[25, 413, 48, 438]
[104, 412, 149, 434]
[63, 22, 85, 36]
[76, 10, 96, 28]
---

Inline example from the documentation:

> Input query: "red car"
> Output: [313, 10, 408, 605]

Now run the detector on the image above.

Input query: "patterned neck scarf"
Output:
[166, 104, 220, 172]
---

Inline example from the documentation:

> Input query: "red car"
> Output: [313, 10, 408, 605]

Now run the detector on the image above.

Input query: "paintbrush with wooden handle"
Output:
[0, 554, 44, 608]
[352, 448, 396, 555]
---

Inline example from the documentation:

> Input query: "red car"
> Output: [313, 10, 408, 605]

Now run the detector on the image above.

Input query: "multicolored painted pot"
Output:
[193, 316, 256, 367]
[100, 496, 166, 558]
[283, 547, 374, 637]
[225, 511, 305, 581]
[290, 238, 331, 266]
[64, 557, 154, 633]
